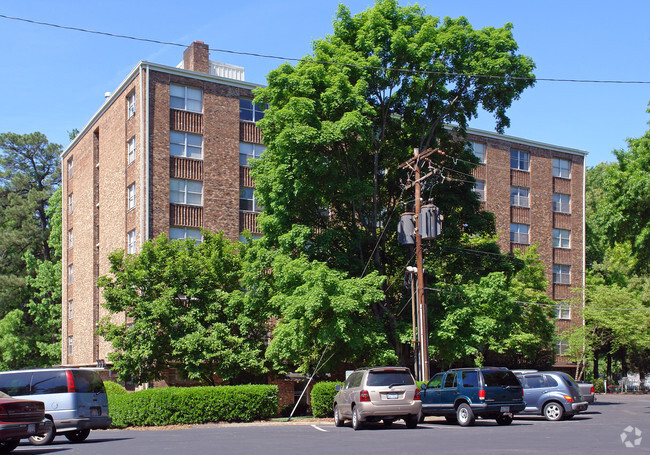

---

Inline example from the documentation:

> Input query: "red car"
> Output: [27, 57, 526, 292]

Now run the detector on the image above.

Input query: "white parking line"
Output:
[311, 425, 328, 432]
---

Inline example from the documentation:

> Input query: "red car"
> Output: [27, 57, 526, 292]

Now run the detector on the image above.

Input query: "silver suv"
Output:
[333, 367, 421, 430]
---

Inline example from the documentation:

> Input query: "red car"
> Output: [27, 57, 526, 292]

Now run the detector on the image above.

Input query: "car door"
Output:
[522, 374, 546, 413]
[342, 372, 363, 417]
[421, 373, 444, 415]
[440, 373, 458, 412]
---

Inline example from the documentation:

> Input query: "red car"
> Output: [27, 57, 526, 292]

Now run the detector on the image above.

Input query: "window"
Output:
[555, 302, 571, 319]
[471, 142, 486, 164]
[427, 373, 444, 389]
[553, 264, 571, 284]
[127, 183, 136, 210]
[68, 300, 73, 320]
[127, 136, 136, 164]
[239, 98, 266, 122]
[239, 233, 263, 243]
[68, 193, 73, 214]
[68, 264, 73, 284]
[68, 336, 73, 356]
[67, 157, 73, 179]
[556, 339, 569, 356]
[474, 180, 485, 202]
[240, 187, 262, 212]
[461, 371, 478, 388]
[127, 229, 136, 254]
[170, 84, 203, 112]
[553, 158, 571, 178]
[510, 223, 529, 244]
[553, 228, 571, 249]
[127, 91, 136, 118]
[68, 229, 73, 249]
[511, 186, 530, 207]
[553, 193, 571, 213]
[169, 226, 202, 242]
[170, 131, 203, 159]
[511, 150, 530, 171]
[444, 373, 457, 388]
[239, 142, 266, 166]
[170, 179, 203, 206]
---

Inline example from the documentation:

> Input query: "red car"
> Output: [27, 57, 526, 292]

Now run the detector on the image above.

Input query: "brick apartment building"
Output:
[61, 41, 586, 373]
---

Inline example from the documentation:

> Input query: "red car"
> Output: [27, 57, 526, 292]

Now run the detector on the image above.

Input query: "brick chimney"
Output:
[183, 41, 210, 74]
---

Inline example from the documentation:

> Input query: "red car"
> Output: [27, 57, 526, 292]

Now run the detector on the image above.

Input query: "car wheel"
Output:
[496, 414, 513, 425]
[29, 417, 55, 445]
[0, 439, 20, 453]
[418, 410, 425, 423]
[405, 414, 418, 429]
[64, 429, 91, 443]
[352, 406, 363, 431]
[383, 419, 394, 427]
[543, 402, 564, 421]
[333, 404, 344, 427]
[456, 403, 475, 427]
[445, 415, 458, 424]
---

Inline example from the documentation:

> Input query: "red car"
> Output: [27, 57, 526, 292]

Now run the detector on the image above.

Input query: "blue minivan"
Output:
[0, 368, 111, 445]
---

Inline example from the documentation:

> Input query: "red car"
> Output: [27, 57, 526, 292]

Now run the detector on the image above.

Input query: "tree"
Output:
[252, 0, 535, 362]
[98, 233, 267, 385]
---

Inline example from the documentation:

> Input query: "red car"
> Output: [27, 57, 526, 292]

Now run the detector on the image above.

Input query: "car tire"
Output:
[0, 439, 20, 453]
[64, 429, 91, 443]
[496, 414, 513, 425]
[29, 417, 55, 445]
[333, 404, 344, 427]
[352, 406, 363, 431]
[445, 415, 458, 424]
[543, 402, 564, 421]
[456, 403, 475, 427]
[405, 414, 418, 429]
[383, 419, 394, 427]
[418, 410, 425, 423]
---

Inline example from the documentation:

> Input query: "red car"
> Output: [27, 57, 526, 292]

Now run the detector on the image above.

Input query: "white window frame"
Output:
[474, 180, 485, 202]
[553, 193, 571, 214]
[170, 131, 203, 159]
[170, 84, 203, 113]
[556, 339, 570, 355]
[127, 229, 136, 254]
[471, 142, 486, 164]
[511, 150, 530, 171]
[510, 186, 530, 208]
[169, 226, 202, 242]
[510, 223, 530, 244]
[239, 98, 266, 122]
[68, 264, 73, 284]
[170, 178, 203, 206]
[67, 157, 73, 179]
[553, 264, 571, 284]
[127, 183, 136, 210]
[127, 136, 136, 164]
[240, 187, 262, 212]
[68, 299, 73, 320]
[68, 336, 73, 356]
[553, 158, 571, 179]
[68, 193, 73, 214]
[239, 142, 266, 166]
[553, 228, 571, 249]
[68, 229, 73, 249]
[127, 91, 136, 118]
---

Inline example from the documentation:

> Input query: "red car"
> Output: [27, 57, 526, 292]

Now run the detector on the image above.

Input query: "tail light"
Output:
[478, 389, 485, 400]
[590, 386, 595, 394]
[66, 370, 76, 393]
[0, 405, 6, 417]
[414, 388, 421, 401]
[360, 390, 371, 402]
[563, 395, 574, 403]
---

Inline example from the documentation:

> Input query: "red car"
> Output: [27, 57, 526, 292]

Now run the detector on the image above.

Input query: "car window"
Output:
[524, 375, 546, 389]
[444, 373, 457, 388]
[31, 371, 68, 394]
[366, 371, 414, 387]
[428, 373, 444, 389]
[345, 372, 361, 389]
[545, 375, 559, 387]
[482, 370, 520, 387]
[558, 373, 578, 389]
[0, 372, 33, 396]
[461, 371, 478, 388]
[72, 370, 106, 393]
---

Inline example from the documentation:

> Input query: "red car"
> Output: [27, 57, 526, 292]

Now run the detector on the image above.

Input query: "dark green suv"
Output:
[420, 367, 525, 426]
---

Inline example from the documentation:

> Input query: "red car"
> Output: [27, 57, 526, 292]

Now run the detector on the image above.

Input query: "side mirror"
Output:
[335, 385, 341, 391]
[421, 383, 427, 390]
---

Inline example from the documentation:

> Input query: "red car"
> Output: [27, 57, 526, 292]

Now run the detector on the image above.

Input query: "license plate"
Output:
[500, 406, 510, 412]
[27, 424, 35, 433]
[387, 393, 398, 399]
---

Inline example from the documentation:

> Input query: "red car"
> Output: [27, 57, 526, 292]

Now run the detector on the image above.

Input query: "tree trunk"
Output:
[593, 354, 599, 379]
[606, 352, 612, 381]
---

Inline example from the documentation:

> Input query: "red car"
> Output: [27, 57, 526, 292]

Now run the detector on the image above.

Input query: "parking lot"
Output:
[11, 394, 649, 455]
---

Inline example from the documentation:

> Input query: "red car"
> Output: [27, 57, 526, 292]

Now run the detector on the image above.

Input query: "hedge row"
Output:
[310, 381, 343, 418]
[107, 384, 278, 428]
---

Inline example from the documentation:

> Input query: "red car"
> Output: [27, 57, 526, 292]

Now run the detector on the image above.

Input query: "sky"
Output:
[0, 0, 648, 168]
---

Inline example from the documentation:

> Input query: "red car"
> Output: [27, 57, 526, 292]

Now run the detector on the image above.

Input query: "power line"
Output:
[2, 13, 650, 85]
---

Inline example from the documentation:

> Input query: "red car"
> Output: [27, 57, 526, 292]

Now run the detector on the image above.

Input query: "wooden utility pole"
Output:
[413, 148, 429, 381]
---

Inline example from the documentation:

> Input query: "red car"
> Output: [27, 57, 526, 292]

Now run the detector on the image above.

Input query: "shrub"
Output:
[108, 384, 278, 428]
[103, 381, 127, 395]
[594, 378, 605, 393]
[310, 381, 343, 418]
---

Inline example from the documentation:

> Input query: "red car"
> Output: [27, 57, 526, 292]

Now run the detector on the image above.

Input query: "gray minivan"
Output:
[0, 368, 111, 445]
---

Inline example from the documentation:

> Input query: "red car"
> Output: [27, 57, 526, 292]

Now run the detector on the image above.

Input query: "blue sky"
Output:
[1, 0, 648, 167]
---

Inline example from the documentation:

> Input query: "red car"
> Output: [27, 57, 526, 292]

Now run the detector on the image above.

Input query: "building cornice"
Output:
[463, 126, 588, 157]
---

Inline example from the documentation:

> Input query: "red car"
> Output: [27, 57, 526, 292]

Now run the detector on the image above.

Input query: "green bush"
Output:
[594, 378, 605, 393]
[103, 381, 127, 395]
[108, 384, 278, 428]
[310, 381, 343, 418]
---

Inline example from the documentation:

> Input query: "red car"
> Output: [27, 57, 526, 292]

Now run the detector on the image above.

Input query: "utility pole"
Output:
[413, 148, 429, 382]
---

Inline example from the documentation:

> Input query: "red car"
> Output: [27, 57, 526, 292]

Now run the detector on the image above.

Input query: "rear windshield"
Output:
[72, 370, 106, 394]
[482, 370, 520, 387]
[559, 373, 578, 389]
[367, 371, 414, 387]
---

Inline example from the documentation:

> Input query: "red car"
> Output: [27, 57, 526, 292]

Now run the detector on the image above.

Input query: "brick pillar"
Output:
[183, 41, 210, 74]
